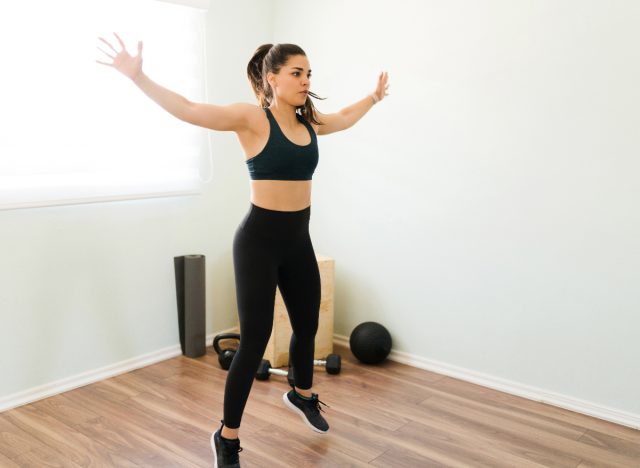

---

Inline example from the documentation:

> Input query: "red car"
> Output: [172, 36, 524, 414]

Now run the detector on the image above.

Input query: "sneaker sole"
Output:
[210, 431, 218, 468]
[281, 392, 328, 434]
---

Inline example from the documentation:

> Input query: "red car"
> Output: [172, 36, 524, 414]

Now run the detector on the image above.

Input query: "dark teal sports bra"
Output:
[245, 107, 319, 181]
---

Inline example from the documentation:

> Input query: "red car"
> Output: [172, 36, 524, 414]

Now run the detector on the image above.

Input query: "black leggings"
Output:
[223, 202, 321, 429]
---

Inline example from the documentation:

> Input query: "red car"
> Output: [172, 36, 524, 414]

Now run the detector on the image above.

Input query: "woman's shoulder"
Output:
[241, 103, 268, 131]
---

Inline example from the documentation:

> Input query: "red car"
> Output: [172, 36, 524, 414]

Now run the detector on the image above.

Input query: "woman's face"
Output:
[268, 54, 312, 106]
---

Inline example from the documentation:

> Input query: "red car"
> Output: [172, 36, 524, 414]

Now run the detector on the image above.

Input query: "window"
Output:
[0, 0, 211, 211]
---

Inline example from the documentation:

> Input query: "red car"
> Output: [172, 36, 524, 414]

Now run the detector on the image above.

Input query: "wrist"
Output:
[132, 71, 146, 85]
[370, 93, 379, 105]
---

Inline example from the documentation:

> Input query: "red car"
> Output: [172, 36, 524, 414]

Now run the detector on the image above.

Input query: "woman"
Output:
[97, 34, 389, 468]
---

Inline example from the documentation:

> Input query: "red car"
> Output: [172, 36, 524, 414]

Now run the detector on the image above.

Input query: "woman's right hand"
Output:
[96, 32, 143, 82]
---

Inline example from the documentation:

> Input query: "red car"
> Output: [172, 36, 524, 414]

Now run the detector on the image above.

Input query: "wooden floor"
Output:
[1, 342, 639, 467]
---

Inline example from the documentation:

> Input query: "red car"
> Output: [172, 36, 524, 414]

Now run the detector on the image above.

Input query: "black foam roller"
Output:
[174, 254, 206, 358]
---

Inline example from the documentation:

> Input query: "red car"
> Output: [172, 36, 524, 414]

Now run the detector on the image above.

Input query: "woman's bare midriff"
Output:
[237, 105, 319, 212]
[250, 180, 311, 212]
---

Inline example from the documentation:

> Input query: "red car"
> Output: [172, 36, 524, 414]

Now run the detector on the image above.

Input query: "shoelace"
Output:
[308, 393, 330, 414]
[221, 439, 244, 459]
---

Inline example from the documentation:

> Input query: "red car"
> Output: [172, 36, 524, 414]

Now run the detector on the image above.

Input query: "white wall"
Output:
[273, 0, 640, 418]
[0, 0, 273, 399]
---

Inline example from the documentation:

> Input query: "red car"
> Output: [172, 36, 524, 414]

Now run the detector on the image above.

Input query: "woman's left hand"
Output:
[372, 71, 390, 103]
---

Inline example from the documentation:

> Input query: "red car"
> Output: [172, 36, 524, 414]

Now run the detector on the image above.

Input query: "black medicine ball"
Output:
[349, 321, 392, 364]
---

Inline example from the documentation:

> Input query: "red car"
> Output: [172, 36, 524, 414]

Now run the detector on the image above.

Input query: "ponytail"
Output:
[247, 43, 274, 108]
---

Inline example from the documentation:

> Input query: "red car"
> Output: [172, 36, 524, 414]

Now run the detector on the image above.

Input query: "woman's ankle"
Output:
[221, 424, 239, 440]
[294, 386, 313, 398]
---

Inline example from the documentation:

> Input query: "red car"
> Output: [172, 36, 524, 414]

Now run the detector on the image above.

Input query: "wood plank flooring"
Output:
[1, 342, 639, 467]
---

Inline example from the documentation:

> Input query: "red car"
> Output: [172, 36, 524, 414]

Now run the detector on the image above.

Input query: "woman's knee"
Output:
[293, 317, 319, 341]
[238, 318, 273, 348]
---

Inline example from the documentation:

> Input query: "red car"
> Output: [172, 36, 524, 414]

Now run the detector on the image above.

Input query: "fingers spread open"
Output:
[112, 32, 126, 51]
[98, 36, 118, 55]
[96, 46, 115, 60]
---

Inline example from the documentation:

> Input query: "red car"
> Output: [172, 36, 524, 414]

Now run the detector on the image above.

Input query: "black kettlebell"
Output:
[213, 333, 240, 370]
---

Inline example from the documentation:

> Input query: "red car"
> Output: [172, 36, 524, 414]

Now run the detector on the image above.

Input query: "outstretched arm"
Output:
[96, 33, 191, 119]
[317, 71, 389, 136]
[97, 32, 250, 132]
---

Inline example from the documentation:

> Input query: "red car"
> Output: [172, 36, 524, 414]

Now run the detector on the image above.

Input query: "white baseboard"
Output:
[0, 326, 238, 414]
[332, 334, 640, 431]
[3, 331, 639, 432]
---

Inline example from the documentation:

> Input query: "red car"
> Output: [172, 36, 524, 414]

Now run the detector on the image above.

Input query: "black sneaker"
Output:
[282, 388, 330, 433]
[210, 419, 243, 468]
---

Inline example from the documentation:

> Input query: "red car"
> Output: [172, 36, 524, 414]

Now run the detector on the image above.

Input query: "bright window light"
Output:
[0, 0, 211, 210]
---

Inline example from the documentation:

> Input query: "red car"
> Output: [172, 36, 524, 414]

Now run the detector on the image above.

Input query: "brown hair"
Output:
[247, 43, 325, 125]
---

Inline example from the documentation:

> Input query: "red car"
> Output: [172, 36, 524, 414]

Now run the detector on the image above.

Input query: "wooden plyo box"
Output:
[234, 255, 335, 369]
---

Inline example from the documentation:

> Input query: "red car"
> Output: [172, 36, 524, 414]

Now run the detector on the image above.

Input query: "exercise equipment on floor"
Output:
[213, 332, 240, 370]
[255, 359, 289, 381]
[174, 254, 206, 358]
[255, 354, 342, 384]
[349, 321, 392, 364]
[313, 354, 341, 374]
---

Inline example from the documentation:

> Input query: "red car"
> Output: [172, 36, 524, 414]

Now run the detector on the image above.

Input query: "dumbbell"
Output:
[255, 360, 289, 381]
[313, 354, 341, 375]
[256, 354, 342, 384]
[253, 360, 301, 386]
